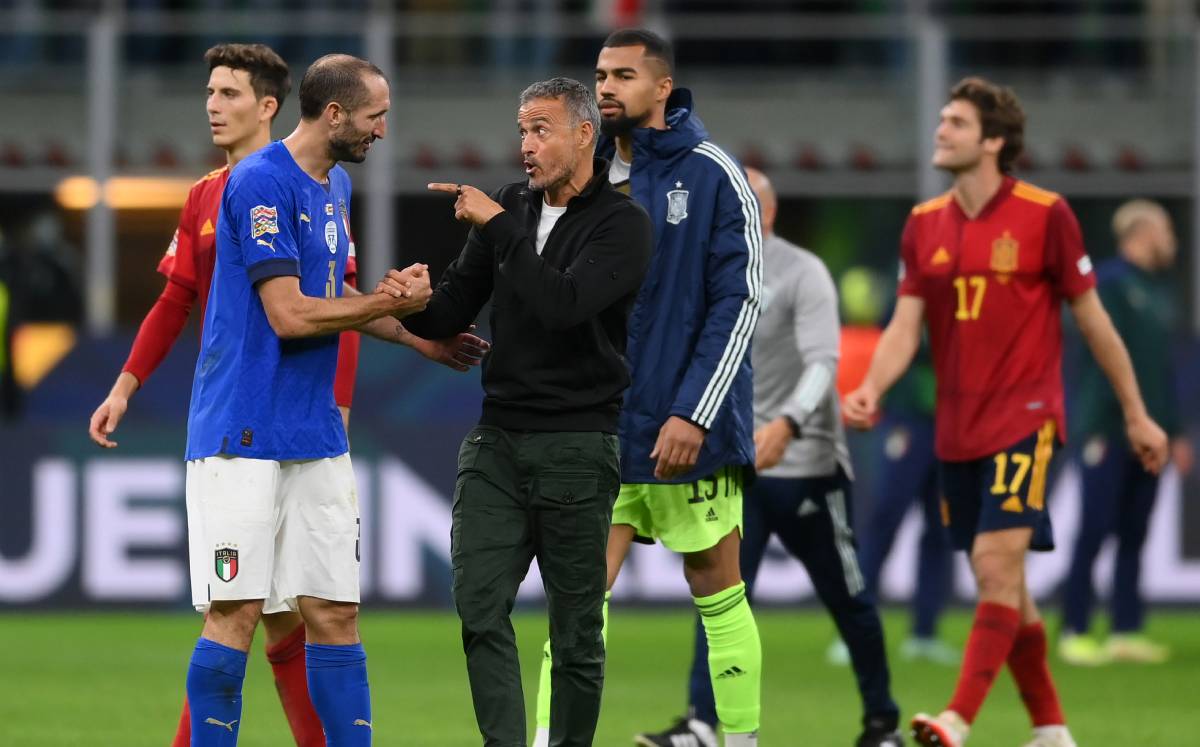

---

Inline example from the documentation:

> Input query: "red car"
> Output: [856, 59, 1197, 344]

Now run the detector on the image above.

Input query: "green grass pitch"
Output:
[1, 609, 1194, 745]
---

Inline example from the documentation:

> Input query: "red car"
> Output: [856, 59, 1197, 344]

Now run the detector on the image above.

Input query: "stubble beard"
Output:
[330, 124, 369, 164]
[531, 155, 576, 194]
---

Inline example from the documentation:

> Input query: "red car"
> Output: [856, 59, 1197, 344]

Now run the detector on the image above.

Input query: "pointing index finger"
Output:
[427, 183, 460, 194]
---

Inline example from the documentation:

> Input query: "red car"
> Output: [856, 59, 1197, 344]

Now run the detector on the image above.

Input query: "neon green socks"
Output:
[696, 581, 761, 735]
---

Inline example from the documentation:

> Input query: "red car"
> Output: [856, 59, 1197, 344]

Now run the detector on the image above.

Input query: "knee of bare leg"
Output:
[205, 600, 263, 648]
[971, 553, 1020, 600]
[300, 598, 360, 644]
[683, 559, 734, 598]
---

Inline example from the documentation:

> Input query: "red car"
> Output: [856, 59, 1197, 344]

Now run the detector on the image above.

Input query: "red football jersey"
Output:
[898, 177, 1096, 461]
[157, 166, 229, 324]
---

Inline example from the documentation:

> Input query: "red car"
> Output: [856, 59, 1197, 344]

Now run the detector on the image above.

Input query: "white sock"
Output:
[1032, 725, 1074, 745]
[686, 719, 718, 747]
[531, 726, 550, 747]
[725, 732, 758, 747]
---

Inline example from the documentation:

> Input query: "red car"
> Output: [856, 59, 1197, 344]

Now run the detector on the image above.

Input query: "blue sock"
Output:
[186, 637, 248, 746]
[306, 642, 372, 745]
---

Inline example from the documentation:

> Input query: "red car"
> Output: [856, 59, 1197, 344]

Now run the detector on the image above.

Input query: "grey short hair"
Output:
[519, 77, 601, 145]
[1112, 198, 1169, 242]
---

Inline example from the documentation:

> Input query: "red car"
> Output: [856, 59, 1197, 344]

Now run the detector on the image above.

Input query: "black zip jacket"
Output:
[403, 158, 653, 433]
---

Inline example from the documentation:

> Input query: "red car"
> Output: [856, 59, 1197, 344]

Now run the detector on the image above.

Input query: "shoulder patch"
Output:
[251, 205, 279, 239]
[911, 193, 952, 216]
[1012, 181, 1060, 207]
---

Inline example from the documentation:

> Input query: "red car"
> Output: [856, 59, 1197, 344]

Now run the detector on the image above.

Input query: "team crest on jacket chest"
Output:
[666, 181, 689, 225]
[990, 230, 1019, 281]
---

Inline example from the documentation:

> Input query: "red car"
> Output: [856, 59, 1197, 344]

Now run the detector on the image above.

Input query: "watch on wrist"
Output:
[783, 415, 802, 439]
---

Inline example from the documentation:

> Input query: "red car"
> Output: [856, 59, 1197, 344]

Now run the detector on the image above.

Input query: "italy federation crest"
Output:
[666, 181, 689, 225]
[215, 548, 238, 582]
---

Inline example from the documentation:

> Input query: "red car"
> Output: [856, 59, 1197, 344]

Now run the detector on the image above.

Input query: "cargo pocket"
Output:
[537, 472, 599, 539]
[536, 472, 605, 596]
[457, 427, 499, 473]
[537, 472, 598, 509]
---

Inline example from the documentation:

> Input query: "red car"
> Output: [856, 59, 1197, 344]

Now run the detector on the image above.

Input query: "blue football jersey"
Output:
[186, 141, 353, 461]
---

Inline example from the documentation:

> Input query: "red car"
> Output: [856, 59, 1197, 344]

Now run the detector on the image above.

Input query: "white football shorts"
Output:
[186, 453, 360, 614]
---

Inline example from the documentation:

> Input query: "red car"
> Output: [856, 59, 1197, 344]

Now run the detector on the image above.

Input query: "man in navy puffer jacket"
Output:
[534, 28, 764, 747]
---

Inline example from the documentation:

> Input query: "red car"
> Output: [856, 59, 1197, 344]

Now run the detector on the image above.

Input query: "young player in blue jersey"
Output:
[181, 54, 435, 746]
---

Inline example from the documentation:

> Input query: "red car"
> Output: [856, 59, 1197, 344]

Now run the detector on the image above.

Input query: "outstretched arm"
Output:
[342, 282, 489, 371]
[842, 295, 925, 429]
[89, 278, 198, 448]
[1069, 288, 1168, 473]
[257, 264, 430, 339]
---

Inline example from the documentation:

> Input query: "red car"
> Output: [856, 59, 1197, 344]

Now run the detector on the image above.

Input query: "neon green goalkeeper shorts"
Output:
[611, 464, 746, 553]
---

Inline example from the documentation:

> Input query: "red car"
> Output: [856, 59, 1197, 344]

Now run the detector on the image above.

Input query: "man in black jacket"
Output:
[396, 77, 653, 747]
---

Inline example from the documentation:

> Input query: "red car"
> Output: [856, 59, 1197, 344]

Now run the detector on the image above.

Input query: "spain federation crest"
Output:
[215, 548, 238, 582]
[666, 181, 689, 225]
[990, 230, 1019, 280]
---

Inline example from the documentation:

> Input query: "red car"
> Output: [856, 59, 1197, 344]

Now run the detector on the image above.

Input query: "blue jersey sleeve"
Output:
[228, 168, 301, 285]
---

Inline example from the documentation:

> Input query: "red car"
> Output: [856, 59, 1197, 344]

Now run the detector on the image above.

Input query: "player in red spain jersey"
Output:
[87, 44, 485, 746]
[844, 78, 1167, 747]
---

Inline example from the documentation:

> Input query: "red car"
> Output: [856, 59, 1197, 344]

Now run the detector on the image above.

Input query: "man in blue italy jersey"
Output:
[181, 54, 431, 746]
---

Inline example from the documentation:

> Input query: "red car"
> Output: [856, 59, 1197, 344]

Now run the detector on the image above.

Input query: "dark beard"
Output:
[599, 111, 646, 139]
[329, 132, 366, 164]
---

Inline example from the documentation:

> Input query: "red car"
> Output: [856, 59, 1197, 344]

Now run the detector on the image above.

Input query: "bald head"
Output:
[745, 167, 776, 237]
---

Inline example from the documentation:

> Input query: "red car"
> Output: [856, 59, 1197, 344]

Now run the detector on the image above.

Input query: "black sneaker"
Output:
[857, 714, 905, 747]
[856, 728, 905, 747]
[634, 716, 719, 747]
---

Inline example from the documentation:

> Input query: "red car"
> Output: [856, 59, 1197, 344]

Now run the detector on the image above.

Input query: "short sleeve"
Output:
[227, 171, 300, 285]
[897, 215, 921, 297]
[1045, 198, 1096, 299]
[157, 190, 199, 289]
